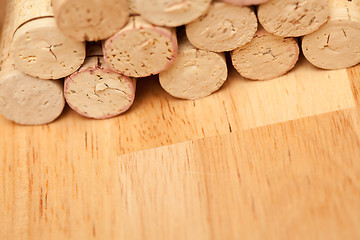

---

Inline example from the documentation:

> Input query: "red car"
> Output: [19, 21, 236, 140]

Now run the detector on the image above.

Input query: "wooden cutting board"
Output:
[0, 35, 360, 240]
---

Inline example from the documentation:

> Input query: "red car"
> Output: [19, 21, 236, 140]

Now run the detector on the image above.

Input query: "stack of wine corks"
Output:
[0, 0, 359, 125]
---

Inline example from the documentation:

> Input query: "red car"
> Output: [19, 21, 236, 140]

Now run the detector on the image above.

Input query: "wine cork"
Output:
[133, 0, 211, 27]
[10, 0, 86, 80]
[14, 0, 54, 30]
[65, 44, 136, 119]
[231, 28, 299, 80]
[159, 34, 228, 100]
[103, 16, 178, 78]
[258, 0, 330, 37]
[52, 0, 129, 41]
[186, 1, 258, 52]
[302, 0, 360, 70]
[0, 1, 65, 125]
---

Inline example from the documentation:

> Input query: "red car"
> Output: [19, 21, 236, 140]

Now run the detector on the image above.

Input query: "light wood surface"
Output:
[1, 21, 360, 240]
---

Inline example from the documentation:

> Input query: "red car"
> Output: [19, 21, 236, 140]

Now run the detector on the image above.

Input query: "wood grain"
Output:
[1, 13, 360, 240]
[1, 108, 360, 240]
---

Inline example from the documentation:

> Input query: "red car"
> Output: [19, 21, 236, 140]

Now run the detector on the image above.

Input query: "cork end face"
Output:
[159, 49, 228, 100]
[186, 2, 258, 52]
[136, 0, 212, 27]
[258, 0, 330, 37]
[232, 34, 300, 80]
[55, 0, 130, 41]
[0, 70, 65, 125]
[11, 17, 86, 80]
[103, 17, 178, 78]
[64, 58, 136, 119]
[302, 20, 360, 70]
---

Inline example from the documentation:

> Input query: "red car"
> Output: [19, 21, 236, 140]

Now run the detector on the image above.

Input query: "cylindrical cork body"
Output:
[186, 1, 258, 52]
[302, 0, 360, 70]
[10, 0, 86, 80]
[0, 1, 65, 125]
[14, 0, 54, 29]
[52, 0, 129, 41]
[133, 0, 211, 27]
[159, 35, 228, 100]
[231, 28, 299, 81]
[258, 0, 330, 37]
[220, 0, 270, 6]
[64, 44, 136, 119]
[103, 16, 178, 78]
